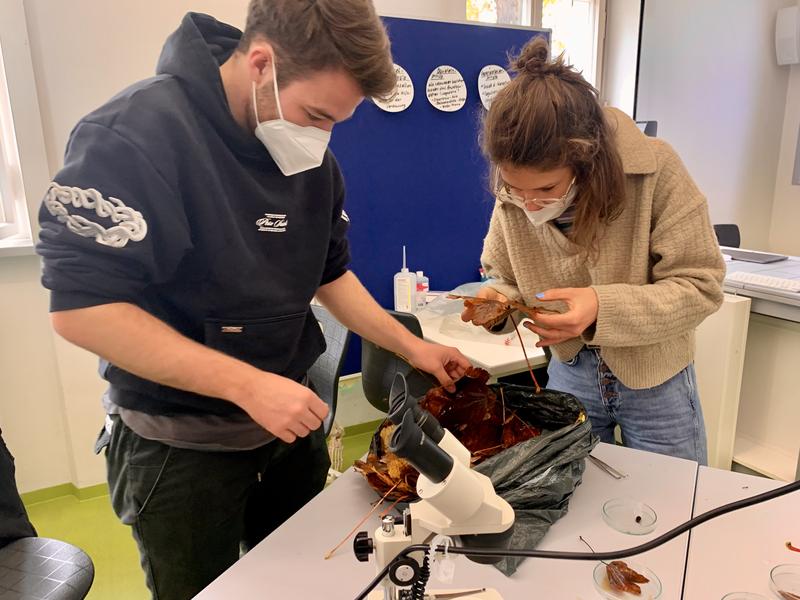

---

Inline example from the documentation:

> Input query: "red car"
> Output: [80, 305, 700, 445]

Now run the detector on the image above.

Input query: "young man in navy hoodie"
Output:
[36, 2, 470, 598]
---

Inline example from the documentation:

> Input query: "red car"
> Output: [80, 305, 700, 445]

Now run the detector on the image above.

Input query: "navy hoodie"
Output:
[37, 13, 350, 416]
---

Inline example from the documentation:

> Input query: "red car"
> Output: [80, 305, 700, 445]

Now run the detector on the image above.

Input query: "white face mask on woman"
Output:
[496, 170, 578, 226]
[253, 60, 331, 176]
[519, 183, 578, 226]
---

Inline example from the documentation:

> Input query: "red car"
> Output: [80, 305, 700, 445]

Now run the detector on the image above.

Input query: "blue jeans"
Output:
[547, 348, 708, 465]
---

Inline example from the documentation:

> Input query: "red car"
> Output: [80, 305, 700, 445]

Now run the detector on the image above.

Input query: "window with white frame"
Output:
[466, 0, 532, 26]
[0, 0, 48, 250]
[466, 0, 605, 89]
[0, 43, 28, 241]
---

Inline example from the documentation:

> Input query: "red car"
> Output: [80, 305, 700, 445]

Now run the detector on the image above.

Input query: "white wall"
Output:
[374, 0, 464, 21]
[1, 0, 465, 493]
[600, 0, 640, 116]
[769, 62, 800, 255]
[636, 0, 792, 251]
[23, 1, 252, 177]
[0, 256, 72, 492]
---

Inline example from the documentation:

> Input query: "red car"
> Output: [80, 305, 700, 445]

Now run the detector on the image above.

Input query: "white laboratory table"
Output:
[521, 442, 696, 600]
[196, 443, 697, 600]
[684, 467, 800, 599]
[720, 251, 800, 481]
[418, 307, 547, 378]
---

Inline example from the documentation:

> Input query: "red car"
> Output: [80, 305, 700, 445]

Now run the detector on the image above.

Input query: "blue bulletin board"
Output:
[330, 17, 549, 376]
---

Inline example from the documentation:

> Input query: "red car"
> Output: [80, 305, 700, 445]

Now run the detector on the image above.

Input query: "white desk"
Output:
[196, 443, 697, 600]
[521, 443, 696, 600]
[684, 467, 800, 599]
[723, 253, 800, 323]
[715, 252, 800, 481]
[418, 306, 547, 378]
[693, 294, 751, 471]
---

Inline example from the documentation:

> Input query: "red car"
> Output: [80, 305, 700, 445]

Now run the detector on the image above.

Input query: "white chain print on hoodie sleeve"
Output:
[44, 182, 148, 248]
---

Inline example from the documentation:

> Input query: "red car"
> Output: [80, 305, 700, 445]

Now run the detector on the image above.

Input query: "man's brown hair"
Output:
[482, 37, 626, 254]
[239, 0, 396, 98]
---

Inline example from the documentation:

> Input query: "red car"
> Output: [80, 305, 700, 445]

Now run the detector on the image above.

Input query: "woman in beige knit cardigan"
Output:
[462, 37, 725, 464]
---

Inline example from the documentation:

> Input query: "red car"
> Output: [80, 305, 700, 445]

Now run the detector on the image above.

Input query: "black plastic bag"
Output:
[473, 385, 598, 575]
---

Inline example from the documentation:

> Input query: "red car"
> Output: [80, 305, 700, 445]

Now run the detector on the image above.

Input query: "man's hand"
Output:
[235, 373, 329, 444]
[523, 287, 598, 347]
[49, 303, 331, 444]
[459, 286, 509, 330]
[404, 339, 470, 393]
[315, 272, 472, 392]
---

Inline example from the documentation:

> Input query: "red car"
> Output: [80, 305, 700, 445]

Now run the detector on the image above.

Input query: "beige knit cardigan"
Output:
[482, 107, 725, 389]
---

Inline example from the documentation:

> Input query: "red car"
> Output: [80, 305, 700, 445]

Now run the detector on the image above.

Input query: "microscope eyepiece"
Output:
[387, 373, 410, 425]
[387, 373, 445, 443]
[389, 410, 453, 484]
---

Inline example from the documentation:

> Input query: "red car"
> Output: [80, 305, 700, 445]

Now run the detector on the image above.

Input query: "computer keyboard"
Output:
[726, 271, 800, 293]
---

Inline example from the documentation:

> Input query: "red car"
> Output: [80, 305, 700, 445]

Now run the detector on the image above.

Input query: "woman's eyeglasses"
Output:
[494, 167, 575, 208]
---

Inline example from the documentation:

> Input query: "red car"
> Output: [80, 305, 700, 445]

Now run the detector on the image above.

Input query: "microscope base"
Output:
[367, 587, 503, 599]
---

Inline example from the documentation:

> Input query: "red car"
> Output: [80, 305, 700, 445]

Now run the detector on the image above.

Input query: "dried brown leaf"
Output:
[606, 561, 649, 595]
[447, 294, 542, 328]
[356, 367, 542, 500]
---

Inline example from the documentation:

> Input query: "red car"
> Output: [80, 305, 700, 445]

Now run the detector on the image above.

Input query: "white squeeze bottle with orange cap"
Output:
[393, 246, 417, 313]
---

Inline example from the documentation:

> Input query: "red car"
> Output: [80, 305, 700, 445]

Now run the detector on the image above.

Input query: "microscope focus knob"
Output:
[389, 557, 420, 587]
[353, 531, 373, 562]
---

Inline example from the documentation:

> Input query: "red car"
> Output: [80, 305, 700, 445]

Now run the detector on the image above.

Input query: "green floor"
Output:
[25, 494, 148, 600]
[23, 429, 376, 600]
[339, 430, 375, 470]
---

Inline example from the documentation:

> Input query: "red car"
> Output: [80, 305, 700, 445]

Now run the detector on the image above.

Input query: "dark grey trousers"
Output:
[0, 429, 37, 547]
[103, 417, 330, 600]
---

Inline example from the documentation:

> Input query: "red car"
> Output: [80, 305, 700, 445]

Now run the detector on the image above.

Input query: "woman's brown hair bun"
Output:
[512, 37, 554, 77]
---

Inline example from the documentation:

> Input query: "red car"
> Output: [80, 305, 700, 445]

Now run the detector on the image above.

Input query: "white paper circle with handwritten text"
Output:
[426, 65, 467, 113]
[373, 64, 414, 113]
[478, 65, 511, 110]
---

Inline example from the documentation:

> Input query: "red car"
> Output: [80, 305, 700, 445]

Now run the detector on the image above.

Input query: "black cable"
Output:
[410, 548, 431, 600]
[354, 476, 800, 600]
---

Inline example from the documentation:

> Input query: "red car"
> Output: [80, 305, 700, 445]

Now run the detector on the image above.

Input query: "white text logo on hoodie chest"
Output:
[256, 213, 288, 233]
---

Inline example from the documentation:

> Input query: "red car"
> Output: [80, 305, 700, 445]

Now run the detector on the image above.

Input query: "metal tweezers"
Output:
[425, 590, 487, 599]
[588, 454, 627, 479]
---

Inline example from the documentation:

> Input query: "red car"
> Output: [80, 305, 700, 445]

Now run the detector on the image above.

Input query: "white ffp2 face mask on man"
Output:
[253, 60, 331, 176]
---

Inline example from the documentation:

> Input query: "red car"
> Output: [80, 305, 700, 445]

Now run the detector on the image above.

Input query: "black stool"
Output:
[0, 537, 94, 599]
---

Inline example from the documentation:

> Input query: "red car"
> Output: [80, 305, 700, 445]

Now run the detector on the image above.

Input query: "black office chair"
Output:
[308, 305, 351, 437]
[360, 310, 434, 413]
[713, 224, 741, 248]
[0, 431, 94, 599]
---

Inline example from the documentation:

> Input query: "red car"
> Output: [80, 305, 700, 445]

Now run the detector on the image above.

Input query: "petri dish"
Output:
[593, 560, 662, 599]
[602, 497, 658, 535]
[769, 564, 800, 598]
